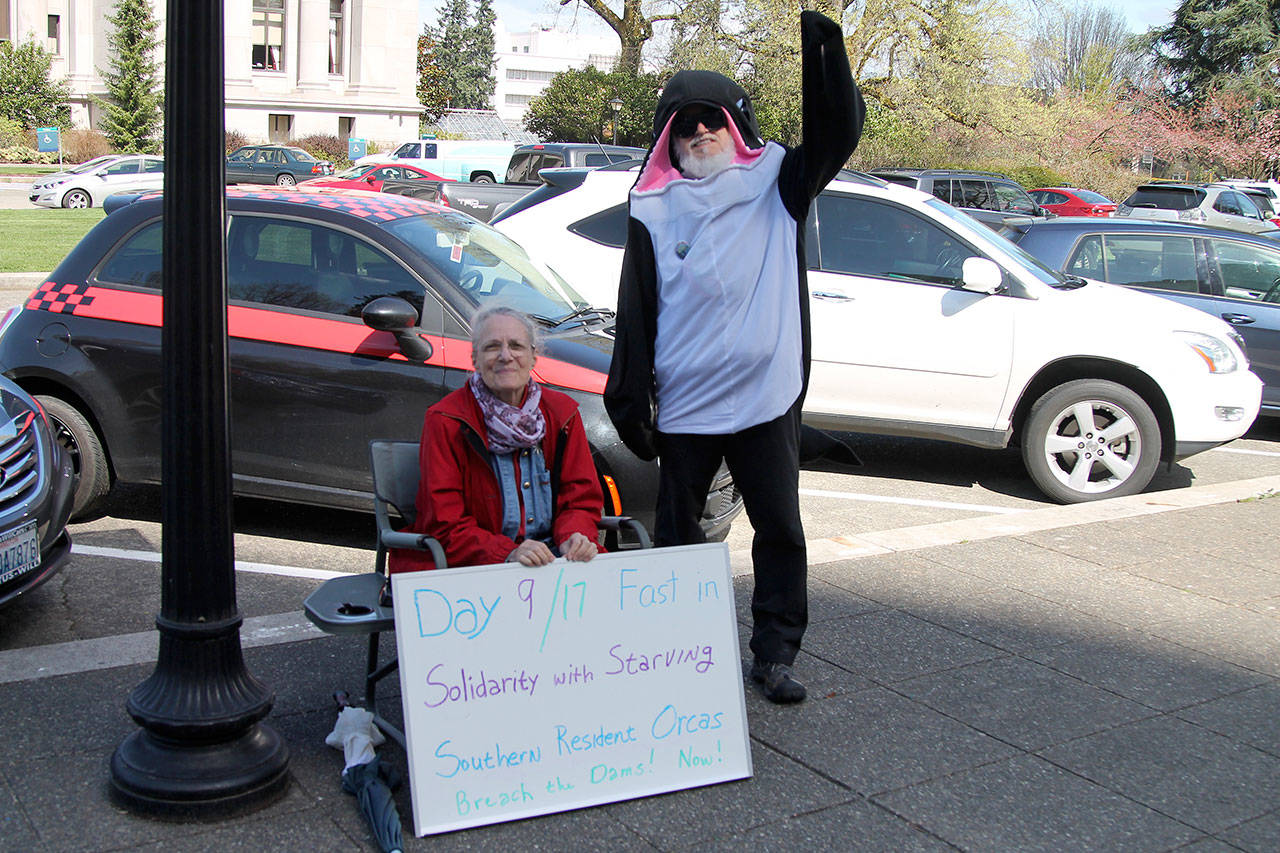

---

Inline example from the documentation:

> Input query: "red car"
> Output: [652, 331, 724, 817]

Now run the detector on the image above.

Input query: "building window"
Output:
[506, 68, 555, 82]
[252, 0, 285, 71]
[47, 15, 60, 55]
[505, 94, 532, 106]
[329, 0, 344, 74]
[269, 113, 293, 142]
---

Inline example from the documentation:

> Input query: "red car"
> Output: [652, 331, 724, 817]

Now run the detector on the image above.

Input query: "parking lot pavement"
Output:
[2, 461, 1279, 850]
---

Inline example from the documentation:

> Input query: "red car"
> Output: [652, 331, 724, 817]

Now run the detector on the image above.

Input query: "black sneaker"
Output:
[750, 659, 806, 704]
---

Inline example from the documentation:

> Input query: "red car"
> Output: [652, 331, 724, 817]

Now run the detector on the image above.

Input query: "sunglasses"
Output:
[671, 108, 728, 139]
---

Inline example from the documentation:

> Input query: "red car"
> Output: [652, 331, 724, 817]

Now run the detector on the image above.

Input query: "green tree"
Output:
[427, 0, 496, 110]
[0, 39, 71, 129]
[96, 0, 164, 152]
[1140, 0, 1280, 105]
[523, 67, 660, 145]
[462, 0, 497, 109]
[1029, 2, 1146, 96]
[417, 29, 451, 122]
[558, 0, 679, 74]
[661, 0, 738, 75]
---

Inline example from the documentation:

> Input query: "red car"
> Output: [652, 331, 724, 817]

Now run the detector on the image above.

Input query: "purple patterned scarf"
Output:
[469, 371, 546, 454]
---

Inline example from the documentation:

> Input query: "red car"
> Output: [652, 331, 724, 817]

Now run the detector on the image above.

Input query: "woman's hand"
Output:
[560, 532, 598, 562]
[508, 539, 555, 566]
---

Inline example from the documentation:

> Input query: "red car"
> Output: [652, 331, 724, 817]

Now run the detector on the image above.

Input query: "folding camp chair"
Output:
[303, 439, 651, 749]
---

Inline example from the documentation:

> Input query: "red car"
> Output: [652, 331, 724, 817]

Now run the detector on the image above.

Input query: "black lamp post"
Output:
[110, 0, 289, 813]
[609, 97, 623, 146]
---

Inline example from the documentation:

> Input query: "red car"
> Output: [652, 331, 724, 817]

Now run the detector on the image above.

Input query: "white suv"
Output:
[494, 168, 1262, 503]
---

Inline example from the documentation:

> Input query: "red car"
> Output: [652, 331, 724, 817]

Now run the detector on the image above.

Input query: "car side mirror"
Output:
[362, 296, 432, 362]
[960, 257, 1004, 295]
[366, 175, 378, 183]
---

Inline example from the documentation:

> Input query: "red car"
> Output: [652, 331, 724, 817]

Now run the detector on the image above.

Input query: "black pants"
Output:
[654, 405, 806, 665]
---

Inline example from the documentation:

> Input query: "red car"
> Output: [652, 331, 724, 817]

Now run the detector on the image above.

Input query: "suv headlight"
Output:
[1177, 331, 1238, 373]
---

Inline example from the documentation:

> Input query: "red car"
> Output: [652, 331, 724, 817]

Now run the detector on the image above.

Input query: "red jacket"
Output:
[389, 382, 604, 571]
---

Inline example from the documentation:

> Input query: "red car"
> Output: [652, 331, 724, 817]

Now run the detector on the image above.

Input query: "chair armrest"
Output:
[378, 531, 447, 569]
[598, 515, 652, 549]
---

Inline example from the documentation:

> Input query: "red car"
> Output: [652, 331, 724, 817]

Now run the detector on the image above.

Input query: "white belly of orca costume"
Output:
[629, 142, 801, 435]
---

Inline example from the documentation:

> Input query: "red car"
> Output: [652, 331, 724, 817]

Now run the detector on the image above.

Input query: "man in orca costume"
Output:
[605, 10, 864, 703]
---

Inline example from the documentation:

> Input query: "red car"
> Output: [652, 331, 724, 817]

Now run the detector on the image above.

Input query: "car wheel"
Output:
[471, 173, 495, 183]
[1021, 379, 1160, 504]
[275, 173, 296, 187]
[36, 395, 111, 520]
[62, 189, 92, 209]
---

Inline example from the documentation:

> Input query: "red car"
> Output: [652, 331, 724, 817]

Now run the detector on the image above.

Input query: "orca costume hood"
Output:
[635, 71, 768, 193]
[652, 71, 763, 149]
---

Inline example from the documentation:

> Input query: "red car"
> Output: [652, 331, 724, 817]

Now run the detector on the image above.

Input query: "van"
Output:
[355, 139, 517, 183]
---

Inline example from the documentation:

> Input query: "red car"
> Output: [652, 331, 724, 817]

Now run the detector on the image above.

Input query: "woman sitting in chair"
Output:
[390, 305, 603, 570]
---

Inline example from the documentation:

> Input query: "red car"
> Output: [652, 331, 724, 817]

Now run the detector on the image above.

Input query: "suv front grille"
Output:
[0, 411, 41, 512]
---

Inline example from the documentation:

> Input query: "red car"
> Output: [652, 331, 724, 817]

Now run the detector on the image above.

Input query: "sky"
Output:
[417, 0, 1184, 40]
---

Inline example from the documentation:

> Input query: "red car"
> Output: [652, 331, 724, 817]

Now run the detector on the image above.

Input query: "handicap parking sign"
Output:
[36, 127, 60, 153]
[347, 137, 366, 160]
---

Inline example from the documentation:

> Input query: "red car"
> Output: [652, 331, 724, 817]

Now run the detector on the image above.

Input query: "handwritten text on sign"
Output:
[391, 543, 752, 836]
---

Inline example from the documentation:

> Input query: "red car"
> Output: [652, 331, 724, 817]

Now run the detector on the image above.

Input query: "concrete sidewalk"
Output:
[2, 486, 1278, 851]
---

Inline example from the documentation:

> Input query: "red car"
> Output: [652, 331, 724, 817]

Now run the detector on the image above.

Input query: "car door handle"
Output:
[812, 290, 853, 302]
[1222, 313, 1256, 325]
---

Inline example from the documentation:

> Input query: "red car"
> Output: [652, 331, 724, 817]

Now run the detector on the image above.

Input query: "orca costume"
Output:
[605, 11, 864, 670]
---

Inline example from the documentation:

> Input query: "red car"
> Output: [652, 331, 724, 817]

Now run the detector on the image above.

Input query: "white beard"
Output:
[679, 145, 735, 179]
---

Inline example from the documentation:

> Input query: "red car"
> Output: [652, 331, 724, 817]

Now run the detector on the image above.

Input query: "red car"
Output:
[1029, 187, 1117, 217]
[299, 162, 450, 191]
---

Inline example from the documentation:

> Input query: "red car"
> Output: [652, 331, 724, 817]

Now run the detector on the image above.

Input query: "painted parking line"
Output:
[72, 544, 347, 581]
[1211, 446, 1280, 458]
[799, 488, 1024, 514]
[775, 473, 1280, 573]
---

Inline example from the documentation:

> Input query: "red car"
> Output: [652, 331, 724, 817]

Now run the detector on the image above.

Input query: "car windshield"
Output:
[1072, 189, 1112, 204]
[287, 148, 317, 162]
[923, 199, 1063, 286]
[68, 156, 118, 174]
[333, 164, 376, 179]
[383, 211, 590, 320]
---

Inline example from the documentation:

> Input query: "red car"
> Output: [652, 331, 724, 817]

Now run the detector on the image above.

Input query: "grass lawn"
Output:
[0, 209, 104, 272]
[0, 165, 60, 176]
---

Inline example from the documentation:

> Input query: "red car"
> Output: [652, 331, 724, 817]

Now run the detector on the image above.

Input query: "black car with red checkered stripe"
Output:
[0, 187, 743, 538]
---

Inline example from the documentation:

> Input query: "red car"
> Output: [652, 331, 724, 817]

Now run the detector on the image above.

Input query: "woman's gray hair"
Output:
[470, 304, 542, 352]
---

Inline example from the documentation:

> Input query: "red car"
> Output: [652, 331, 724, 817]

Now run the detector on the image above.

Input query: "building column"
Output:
[296, 0, 329, 91]
[224, 0, 254, 88]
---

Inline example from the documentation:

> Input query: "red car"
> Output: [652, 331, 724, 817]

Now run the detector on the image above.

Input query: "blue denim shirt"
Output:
[490, 445, 554, 544]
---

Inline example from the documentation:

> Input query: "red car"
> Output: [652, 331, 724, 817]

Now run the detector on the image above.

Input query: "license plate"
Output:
[0, 521, 40, 585]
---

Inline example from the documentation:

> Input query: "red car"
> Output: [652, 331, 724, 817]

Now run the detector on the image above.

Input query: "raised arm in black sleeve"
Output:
[779, 9, 866, 220]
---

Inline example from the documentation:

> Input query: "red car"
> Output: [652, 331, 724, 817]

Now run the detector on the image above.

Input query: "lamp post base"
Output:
[110, 724, 290, 817]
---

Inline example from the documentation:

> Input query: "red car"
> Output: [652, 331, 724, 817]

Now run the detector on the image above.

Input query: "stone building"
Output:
[2, 0, 421, 142]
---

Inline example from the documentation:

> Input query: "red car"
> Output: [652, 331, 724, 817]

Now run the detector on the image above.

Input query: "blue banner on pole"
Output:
[347, 137, 367, 161]
[36, 127, 60, 153]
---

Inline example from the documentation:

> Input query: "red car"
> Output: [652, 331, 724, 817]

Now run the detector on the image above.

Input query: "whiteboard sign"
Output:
[391, 542, 752, 836]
